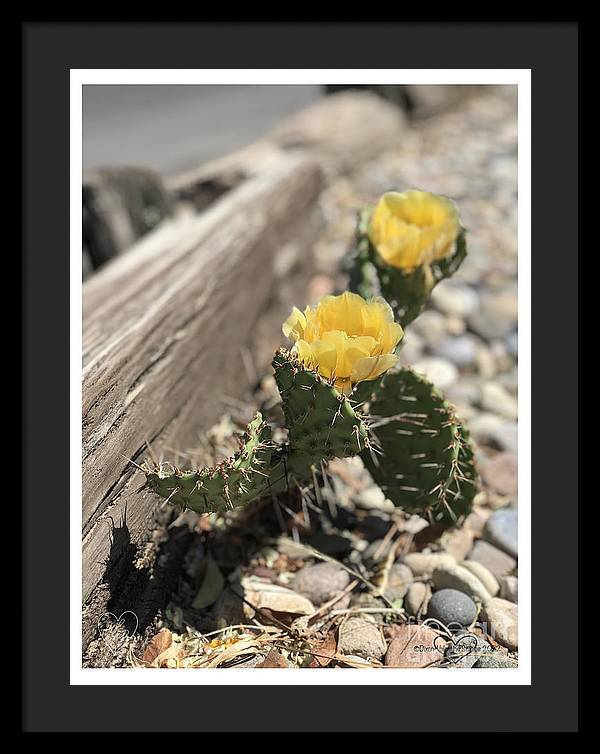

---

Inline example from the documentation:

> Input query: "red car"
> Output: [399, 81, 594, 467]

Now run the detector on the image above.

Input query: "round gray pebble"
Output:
[291, 562, 350, 606]
[427, 588, 478, 628]
[484, 508, 518, 558]
[434, 334, 480, 367]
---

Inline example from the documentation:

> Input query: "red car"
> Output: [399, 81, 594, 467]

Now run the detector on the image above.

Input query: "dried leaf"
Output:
[153, 643, 186, 668]
[142, 629, 172, 665]
[257, 649, 289, 668]
[309, 631, 338, 668]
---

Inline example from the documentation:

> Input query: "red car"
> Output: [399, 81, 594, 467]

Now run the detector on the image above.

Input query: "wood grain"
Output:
[82, 153, 323, 607]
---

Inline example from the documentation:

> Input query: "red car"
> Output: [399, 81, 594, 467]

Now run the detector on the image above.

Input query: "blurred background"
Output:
[84, 85, 321, 175]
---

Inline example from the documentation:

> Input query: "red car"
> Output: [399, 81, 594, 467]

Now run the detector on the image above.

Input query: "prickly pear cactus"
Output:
[347, 205, 468, 328]
[143, 413, 275, 513]
[138, 189, 482, 525]
[273, 348, 369, 465]
[361, 367, 478, 524]
[143, 352, 373, 514]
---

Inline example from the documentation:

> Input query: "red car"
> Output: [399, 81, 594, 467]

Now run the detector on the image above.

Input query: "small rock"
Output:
[463, 508, 492, 537]
[467, 540, 516, 579]
[427, 588, 478, 629]
[404, 582, 432, 617]
[431, 283, 480, 318]
[353, 486, 394, 512]
[398, 330, 424, 363]
[481, 452, 518, 497]
[403, 514, 431, 534]
[468, 412, 506, 443]
[446, 314, 467, 336]
[496, 365, 518, 393]
[460, 560, 500, 597]
[480, 382, 518, 420]
[338, 617, 386, 660]
[432, 564, 492, 604]
[489, 421, 518, 453]
[384, 624, 446, 668]
[446, 378, 482, 407]
[412, 357, 458, 390]
[384, 563, 413, 602]
[475, 345, 497, 379]
[441, 528, 474, 561]
[500, 575, 518, 603]
[473, 653, 518, 668]
[444, 632, 492, 668]
[484, 508, 518, 557]
[434, 334, 479, 368]
[412, 309, 448, 346]
[481, 598, 518, 650]
[242, 578, 315, 617]
[469, 288, 517, 339]
[402, 552, 457, 578]
[291, 562, 350, 606]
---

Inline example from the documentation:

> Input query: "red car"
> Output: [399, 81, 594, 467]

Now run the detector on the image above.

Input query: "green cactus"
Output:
[273, 348, 369, 466]
[360, 367, 478, 524]
[142, 352, 477, 523]
[143, 351, 372, 513]
[143, 412, 275, 513]
[347, 206, 468, 328]
[141, 191, 478, 525]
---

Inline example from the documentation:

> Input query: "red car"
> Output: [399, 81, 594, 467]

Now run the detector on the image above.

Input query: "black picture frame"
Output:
[22, 21, 578, 733]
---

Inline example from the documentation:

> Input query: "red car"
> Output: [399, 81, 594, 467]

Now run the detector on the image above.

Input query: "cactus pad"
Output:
[361, 367, 478, 524]
[273, 348, 369, 463]
[143, 413, 274, 514]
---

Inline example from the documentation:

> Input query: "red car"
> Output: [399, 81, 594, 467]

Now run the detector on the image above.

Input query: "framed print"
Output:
[22, 22, 578, 733]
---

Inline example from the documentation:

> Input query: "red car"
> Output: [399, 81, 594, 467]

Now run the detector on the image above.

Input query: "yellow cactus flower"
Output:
[282, 291, 403, 395]
[368, 189, 460, 271]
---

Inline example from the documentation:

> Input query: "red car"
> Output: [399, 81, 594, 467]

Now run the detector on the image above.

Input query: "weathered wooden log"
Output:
[82, 152, 323, 646]
[83, 167, 172, 274]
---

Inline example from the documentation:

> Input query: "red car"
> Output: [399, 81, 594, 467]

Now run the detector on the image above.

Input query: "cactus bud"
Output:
[347, 190, 467, 326]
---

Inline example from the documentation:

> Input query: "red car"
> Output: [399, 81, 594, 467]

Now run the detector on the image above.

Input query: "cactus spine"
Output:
[144, 351, 371, 513]
[273, 349, 369, 465]
[143, 413, 274, 514]
[361, 368, 477, 523]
